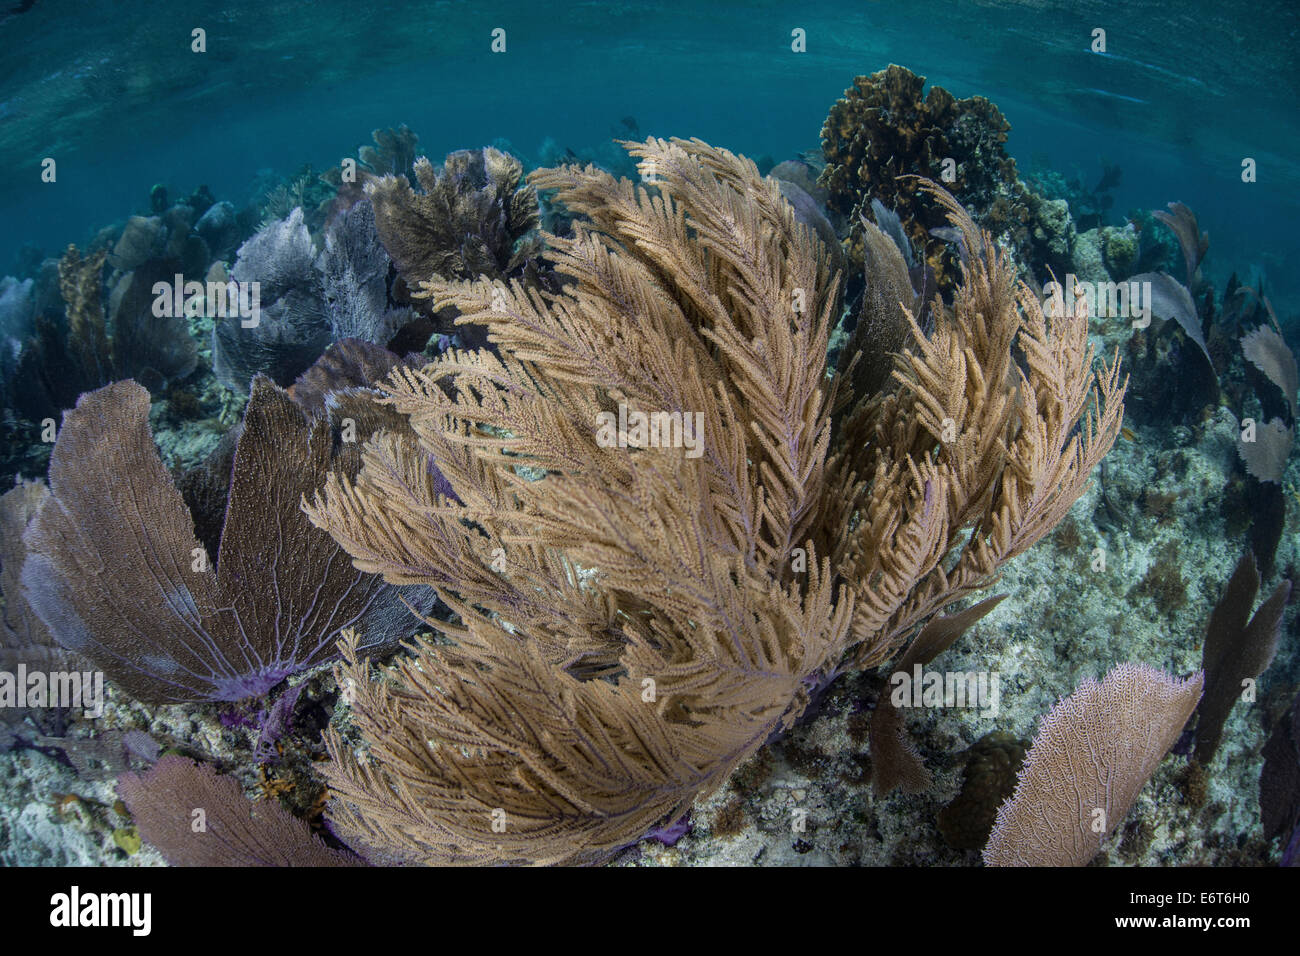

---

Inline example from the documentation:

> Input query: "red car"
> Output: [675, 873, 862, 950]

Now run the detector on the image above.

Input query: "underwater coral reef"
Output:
[0, 47, 1296, 877]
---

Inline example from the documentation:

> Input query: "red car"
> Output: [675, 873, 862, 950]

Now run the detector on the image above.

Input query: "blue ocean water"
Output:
[1, 0, 1297, 311]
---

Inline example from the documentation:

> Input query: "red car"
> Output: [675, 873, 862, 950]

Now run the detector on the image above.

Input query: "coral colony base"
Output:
[0, 48, 1295, 869]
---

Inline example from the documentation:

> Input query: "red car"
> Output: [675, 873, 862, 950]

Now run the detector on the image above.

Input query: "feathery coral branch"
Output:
[304, 140, 1123, 865]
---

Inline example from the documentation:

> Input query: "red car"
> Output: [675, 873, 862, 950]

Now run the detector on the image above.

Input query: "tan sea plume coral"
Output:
[303, 137, 1125, 865]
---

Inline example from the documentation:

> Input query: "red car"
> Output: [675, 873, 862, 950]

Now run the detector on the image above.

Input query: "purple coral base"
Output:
[646, 813, 693, 846]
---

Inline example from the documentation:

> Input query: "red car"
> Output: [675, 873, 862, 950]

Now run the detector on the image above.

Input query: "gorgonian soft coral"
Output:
[22, 376, 432, 704]
[303, 138, 1123, 865]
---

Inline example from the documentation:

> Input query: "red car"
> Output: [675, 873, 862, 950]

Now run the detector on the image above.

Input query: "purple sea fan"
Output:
[118, 755, 364, 866]
[21, 376, 433, 704]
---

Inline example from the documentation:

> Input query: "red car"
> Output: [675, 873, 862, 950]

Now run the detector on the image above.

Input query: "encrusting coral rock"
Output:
[303, 137, 1123, 866]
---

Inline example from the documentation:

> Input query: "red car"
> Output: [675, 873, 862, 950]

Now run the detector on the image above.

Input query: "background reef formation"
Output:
[0, 130, 548, 493]
[820, 64, 1072, 291]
